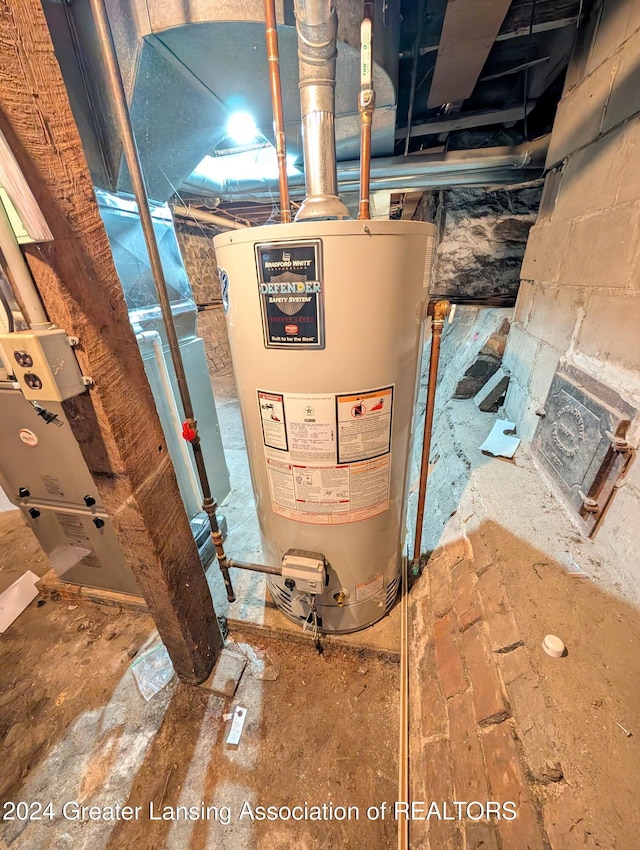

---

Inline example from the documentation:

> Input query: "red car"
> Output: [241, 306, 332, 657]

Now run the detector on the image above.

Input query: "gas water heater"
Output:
[214, 219, 435, 632]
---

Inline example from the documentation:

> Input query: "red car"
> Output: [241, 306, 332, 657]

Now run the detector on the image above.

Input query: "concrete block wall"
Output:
[504, 0, 640, 568]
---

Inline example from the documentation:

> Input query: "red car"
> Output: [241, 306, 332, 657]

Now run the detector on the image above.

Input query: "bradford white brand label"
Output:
[255, 240, 324, 349]
[258, 387, 393, 524]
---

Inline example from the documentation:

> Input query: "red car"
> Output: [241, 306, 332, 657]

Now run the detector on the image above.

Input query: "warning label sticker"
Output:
[258, 391, 288, 451]
[259, 387, 393, 524]
[356, 573, 384, 602]
[336, 386, 393, 463]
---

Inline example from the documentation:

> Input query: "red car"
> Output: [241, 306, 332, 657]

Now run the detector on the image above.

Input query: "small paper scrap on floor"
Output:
[479, 419, 521, 459]
[226, 706, 247, 746]
[0, 570, 40, 634]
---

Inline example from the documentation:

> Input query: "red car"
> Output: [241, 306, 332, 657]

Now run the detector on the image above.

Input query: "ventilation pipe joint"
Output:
[294, 0, 349, 221]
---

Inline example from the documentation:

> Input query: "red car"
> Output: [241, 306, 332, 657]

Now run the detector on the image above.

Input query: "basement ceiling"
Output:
[396, 0, 583, 153]
[43, 0, 584, 208]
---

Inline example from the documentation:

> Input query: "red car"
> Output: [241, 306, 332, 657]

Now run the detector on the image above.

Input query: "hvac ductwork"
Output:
[294, 0, 349, 220]
[181, 136, 550, 203]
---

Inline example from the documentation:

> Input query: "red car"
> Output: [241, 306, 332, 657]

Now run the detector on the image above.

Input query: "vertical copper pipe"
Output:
[89, 0, 236, 601]
[358, 107, 373, 220]
[358, 8, 375, 220]
[264, 0, 291, 223]
[413, 300, 450, 563]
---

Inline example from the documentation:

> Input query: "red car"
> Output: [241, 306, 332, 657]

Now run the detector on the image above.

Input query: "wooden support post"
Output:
[0, 0, 223, 683]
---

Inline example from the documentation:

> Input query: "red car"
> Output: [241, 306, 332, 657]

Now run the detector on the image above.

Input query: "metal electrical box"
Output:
[0, 329, 87, 402]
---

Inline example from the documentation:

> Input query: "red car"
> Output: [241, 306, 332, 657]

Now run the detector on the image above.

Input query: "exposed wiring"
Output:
[303, 594, 323, 653]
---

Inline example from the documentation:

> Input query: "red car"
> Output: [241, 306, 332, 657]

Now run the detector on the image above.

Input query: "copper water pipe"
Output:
[358, 100, 374, 219]
[264, 0, 291, 223]
[413, 300, 450, 564]
[358, 7, 375, 220]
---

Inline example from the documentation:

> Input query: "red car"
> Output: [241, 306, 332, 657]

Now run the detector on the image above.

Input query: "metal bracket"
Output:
[605, 430, 631, 452]
[577, 489, 599, 513]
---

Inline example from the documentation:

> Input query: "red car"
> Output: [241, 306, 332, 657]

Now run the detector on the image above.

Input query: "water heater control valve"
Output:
[281, 550, 326, 595]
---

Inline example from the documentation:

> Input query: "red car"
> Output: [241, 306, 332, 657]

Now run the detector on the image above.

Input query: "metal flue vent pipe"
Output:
[294, 0, 350, 221]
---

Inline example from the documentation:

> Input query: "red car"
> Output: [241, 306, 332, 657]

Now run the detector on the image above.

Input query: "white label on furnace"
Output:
[356, 573, 384, 602]
[336, 386, 393, 464]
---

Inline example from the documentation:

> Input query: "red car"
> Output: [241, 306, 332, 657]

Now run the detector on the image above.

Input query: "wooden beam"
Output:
[428, 0, 513, 107]
[0, 0, 223, 683]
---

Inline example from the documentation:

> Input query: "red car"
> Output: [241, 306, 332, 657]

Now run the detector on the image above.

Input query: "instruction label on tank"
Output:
[336, 386, 393, 463]
[255, 240, 324, 349]
[259, 388, 393, 524]
[258, 391, 288, 451]
[356, 573, 384, 602]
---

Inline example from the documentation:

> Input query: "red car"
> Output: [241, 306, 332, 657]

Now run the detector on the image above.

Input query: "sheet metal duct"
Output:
[182, 136, 550, 202]
[42, 0, 400, 203]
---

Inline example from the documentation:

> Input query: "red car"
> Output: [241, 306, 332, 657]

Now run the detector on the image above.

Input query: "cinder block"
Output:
[604, 27, 640, 132]
[525, 286, 583, 350]
[612, 117, 640, 206]
[626, 1, 640, 40]
[503, 377, 538, 442]
[520, 221, 571, 285]
[560, 207, 640, 290]
[547, 54, 618, 167]
[586, 0, 634, 76]
[503, 323, 540, 377]
[513, 279, 535, 324]
[529, 344, 561, 406]
[553, 126, 628, 222]
[578, 292, 640, 371]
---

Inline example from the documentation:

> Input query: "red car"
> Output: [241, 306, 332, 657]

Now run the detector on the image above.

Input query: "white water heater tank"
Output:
[214, 220, 434, 633]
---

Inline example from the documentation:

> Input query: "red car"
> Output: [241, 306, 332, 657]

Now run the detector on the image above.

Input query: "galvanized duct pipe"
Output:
[294, 0, 349, 220]
[182, 135, 550, 202]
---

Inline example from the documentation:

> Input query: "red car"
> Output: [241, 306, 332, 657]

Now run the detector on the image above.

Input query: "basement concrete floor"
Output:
[1, 309, 640, 849]
[0, 523, 398, 849]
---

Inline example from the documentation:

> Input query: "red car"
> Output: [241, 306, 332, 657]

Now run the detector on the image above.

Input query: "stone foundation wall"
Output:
[416, 186, 541, 303]
[174, 220, 233, 377]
